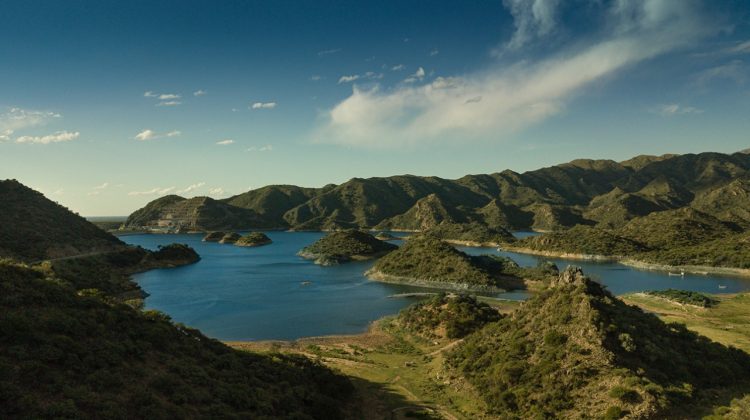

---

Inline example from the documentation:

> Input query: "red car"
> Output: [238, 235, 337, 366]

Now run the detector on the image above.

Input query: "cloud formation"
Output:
[177, 182, 206, 194]
[144, 91, 183, 106]
[246, 144, 273, 152]
[0, 107, 61, 134]
[128, 187, 175, 196]
[501, 0, 561, 52]
[193, 89, 207, 96]
[319, 0, 716, 148]
[134, 129, 181, 141]
[654, 103, 703, 117]
[318, 48, 341, 56]
[16, 131, 79, 144]
[216, 139, 235, 145]
[251, 102, 277, 109]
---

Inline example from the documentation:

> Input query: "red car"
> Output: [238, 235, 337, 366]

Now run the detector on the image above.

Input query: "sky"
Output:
[1, 0, 749, 216]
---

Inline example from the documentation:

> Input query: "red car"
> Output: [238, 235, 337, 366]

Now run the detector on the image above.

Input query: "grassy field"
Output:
[623, 292, 750, 353]
[229, 298, 520, 420]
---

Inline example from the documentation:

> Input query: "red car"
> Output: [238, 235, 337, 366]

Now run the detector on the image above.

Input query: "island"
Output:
[202, 231, 226, 242]
[366, 235, 524, 292]
[218, 232, 242, 244]
[423, 221, 516, 246]
[235, 232, 273, 247]
[298, 229, 398, 265]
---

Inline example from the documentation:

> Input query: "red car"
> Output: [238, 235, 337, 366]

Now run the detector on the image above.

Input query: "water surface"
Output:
[124, 231, 750, 341]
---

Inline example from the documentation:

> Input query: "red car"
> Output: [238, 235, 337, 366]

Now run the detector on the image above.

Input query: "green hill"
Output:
[368, 236, 524, 292]
[448, 266, 750, 419]
[298, 229, 397, 265]
[0, 180, 127, 262]
[422, 221, 516, 245]
[617, 208, 738, 249]
[396, 293, 501, 339]
[125, 196, 260, 231]
[516, 225, 649, 257]
[0, 261, 352, 419]
[235, 232, 272, 247]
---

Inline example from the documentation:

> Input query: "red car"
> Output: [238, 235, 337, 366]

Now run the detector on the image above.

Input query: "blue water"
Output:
[124, 231, 750, 341]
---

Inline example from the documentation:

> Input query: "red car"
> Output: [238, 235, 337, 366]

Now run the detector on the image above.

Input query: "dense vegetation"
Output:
[298, 229, 397, 264]
[235, 232, 272, 247]
[0, 261, 352, 419]
[516, 207, 750, 269]
[202, 231, 225, 242]
[125, 152, 750, 232]
[218, 232, 241, 244]
[369, 236, 523, 291]
[397, 294, 501, 339]
[0, 180, 126, 262]
[448, 267, 750, 419]
[423, 221, 515, 245]
[644, 289, 718, 308]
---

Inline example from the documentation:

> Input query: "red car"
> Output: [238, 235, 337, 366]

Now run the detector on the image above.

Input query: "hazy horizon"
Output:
[2, 1, 749, 216]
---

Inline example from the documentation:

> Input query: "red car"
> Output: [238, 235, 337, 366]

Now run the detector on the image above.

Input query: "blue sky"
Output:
[1, 0, 749, 216]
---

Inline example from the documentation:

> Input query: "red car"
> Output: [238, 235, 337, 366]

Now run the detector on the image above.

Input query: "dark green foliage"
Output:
[152, 244, 201, 263]
[518, 225, 649, 256]
[299, 229, 397, 262]
[448, 267, 750, 418]
[645, 289, 718, 308]
[0, 261, 352, 419]
[639, 231, 750, 269]
[617, 208, 739, 249]
[371, 236, 522, 289]
[202, 231, 225, 242]
[219, 232, 241, 244]
[423, 221, 516, 244]
[235, 232, 272, 247]
[0, 180, 126, 262]
[398, 294, 502, 339]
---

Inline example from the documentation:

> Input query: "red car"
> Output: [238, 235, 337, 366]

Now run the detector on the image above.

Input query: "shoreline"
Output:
[503, 246, 750, 278]
[365, 269, 508, 293]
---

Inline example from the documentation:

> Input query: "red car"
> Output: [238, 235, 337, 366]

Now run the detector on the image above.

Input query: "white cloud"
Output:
[16, 130, 79, 144]
[251, 102, 277, 109]
[157, 101, 182, 106]
[501, 0, 562, 52]
[338, 75, 360, 84]
[318, 48, 341, 56]
[391, 64, 405, 71]
[216, 139, 235, 145]
[144, 92, 182, 106]
[429, 49, 439, 56]
[94, 182, 109, 190]
[653, 103, 703, 117]
[695, 60, 747, 86]
[193, 89, 207, 96]
[725, 40, 750, 55]
[177, 182, 206, 194]
[0, 129, 12, 141]
[310, 75, 322, 81]
[134, 129, 181, 141]
[144, 91, 157, 97]
[0, 107, 61, 132]
[339, 72, 384, 84]
[246, 144, 273, 152]
[207, 187, 226, 197]
[403, 67, 425, 83]
[158, 93, 180, 100]
[127, 187, 176, 196]
[318, 1, 714, 148]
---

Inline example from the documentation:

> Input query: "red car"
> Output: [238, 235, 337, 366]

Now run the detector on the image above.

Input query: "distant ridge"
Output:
[124, 152, 750, 232]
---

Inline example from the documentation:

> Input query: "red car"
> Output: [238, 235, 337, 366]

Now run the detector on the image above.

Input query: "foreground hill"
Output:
[448, 267, 750, 418]
[0, 181, 354, 418]
[0, 261, 352, 418]
[0, 180, 126, 261]
[124, 152, 750, 234]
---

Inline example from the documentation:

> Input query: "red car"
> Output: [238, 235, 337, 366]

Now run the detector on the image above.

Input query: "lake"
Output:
[124, 231, 750, 341]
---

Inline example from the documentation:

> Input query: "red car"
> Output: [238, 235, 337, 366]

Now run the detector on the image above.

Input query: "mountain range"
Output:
[124, 151, 750, 233]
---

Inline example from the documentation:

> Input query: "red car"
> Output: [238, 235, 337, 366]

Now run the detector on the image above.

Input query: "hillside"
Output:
[0, 180, 127, 262]
[298, 229, 397, 265]
[367, 236, 524, 291]
[397, 293, 501, 339]
[448, 267, 750, 418]
[0, 260, 352, 419]
[235, 232, 272, 247]
[516, 225, 649, 257]
[422, 221, 516, 245]
[124, 152, 750, 234]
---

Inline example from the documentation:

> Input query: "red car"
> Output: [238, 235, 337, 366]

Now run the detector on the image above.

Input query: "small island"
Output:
[397, 293, 502, 339]
[298, 229, 398, 265]
[366, 235, 524, 292]
[235, 232, 273, 247]
[202, 231, 225, 242]
[374, 231, 399, 241]
[219, 232, 242, 244]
